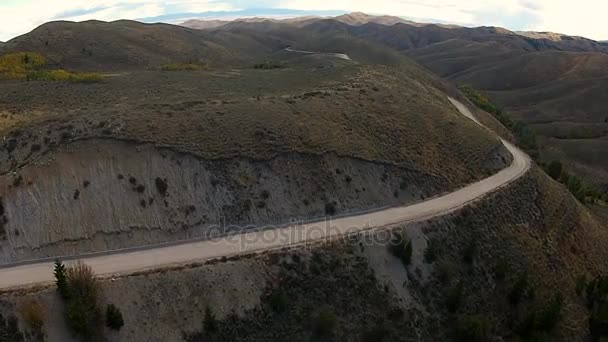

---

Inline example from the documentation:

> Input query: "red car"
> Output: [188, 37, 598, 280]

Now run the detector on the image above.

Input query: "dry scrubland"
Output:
[1, 166, 607, 341]
[2, 14, 607, 342]
[0, 61, 511, 262]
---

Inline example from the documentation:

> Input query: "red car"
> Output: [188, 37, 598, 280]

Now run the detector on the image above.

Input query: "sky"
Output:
[0, 0, 607, 42]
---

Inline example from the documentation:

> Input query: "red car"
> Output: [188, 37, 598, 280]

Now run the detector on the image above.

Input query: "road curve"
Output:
[0, 98, 530, 289]
[285, 47, 351, 60]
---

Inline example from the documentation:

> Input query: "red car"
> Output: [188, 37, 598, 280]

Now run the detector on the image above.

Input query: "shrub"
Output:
[312, 309, 337, 337]
[269, 290, 288, 313]
[105, 304, 124, 331]
[494, 260, 509, 281]
[536, 293, 563, 332]
[509, 272, 529, 306]
[445, 283, 464, 313]
[203, 306, 218, 333]
[0, 52, 46, 79]
[361, 325, 388, 342]
[389, 232, 413, 266]
[437, 261, 456, 285]
[453, 315, 491, 342]
[462, 239, 478, 264]
[253, 61, 284, 70]
[576, 275, 588, 296]
[155, 177, 168, 196]
[161, 63, 201, 71]
[61, 261, 102, 338]
[546, 161, 563, 180]
[424, 239, 439, 263]
[19, 300, 46, 332]
[27, 70, 103, 83]
[324, 202, 336, 216]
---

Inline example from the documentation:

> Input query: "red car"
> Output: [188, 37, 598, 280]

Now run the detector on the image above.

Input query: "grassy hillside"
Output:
[0, 20, 240, 71]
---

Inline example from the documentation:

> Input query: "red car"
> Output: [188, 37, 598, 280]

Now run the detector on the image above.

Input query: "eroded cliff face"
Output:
[0, 138, 513, 263]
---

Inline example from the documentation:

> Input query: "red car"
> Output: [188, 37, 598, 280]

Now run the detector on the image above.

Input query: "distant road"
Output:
[0, 98, 530, 289]
[285, 47, 351, 60]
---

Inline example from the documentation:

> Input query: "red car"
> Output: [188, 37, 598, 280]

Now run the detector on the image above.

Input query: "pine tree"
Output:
[54, 259, 69, 299]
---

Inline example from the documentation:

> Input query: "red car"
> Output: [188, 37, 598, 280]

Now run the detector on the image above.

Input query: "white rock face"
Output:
[0, 139, 447, 263]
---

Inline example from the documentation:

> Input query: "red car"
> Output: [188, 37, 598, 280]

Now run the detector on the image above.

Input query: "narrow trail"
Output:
[0, 97, 531, 289]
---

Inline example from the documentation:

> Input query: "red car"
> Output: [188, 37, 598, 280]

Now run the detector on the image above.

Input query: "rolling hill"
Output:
[0, 20, 241, 70]
[1, 14, 608, 342]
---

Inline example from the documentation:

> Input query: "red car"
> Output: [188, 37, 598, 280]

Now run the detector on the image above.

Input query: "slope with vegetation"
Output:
[0, 20, 511, 263]
[0, 13, 607, 342]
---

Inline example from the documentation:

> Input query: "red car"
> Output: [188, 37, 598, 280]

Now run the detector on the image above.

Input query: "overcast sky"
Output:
[1, 0, 606, 42]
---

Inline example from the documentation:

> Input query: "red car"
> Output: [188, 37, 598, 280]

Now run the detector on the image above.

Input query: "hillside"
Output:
[2, 159, 607, 341]
[0, 30, 510, 263]
[0, 20, 240, 70]
[220, 16, 607, 192]
[410, 46, 608, 189]
[1, 13, 608, 342]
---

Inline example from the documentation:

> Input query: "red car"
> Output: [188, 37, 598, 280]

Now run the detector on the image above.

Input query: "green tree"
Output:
[54, 259, 69, 299]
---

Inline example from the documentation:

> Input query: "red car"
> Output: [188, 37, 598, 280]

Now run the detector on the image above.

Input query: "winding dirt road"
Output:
[0, 98, 530, 289]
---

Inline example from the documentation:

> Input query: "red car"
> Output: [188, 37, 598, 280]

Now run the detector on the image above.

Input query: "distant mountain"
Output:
[332, 12, 418, 26]
[179, 19, 228, 30]
[180, 12, 462, 31]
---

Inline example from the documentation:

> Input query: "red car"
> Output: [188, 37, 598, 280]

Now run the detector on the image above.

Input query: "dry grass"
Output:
[0, 63, 506, 188]
[27, 69, 103, 83]
[160, 63, 202, 71]
[66, 261, 99, 300]
[18, 299, 46, 331]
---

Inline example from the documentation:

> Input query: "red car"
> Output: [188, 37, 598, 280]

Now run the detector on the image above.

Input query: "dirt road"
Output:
[0, 98, 530, 289]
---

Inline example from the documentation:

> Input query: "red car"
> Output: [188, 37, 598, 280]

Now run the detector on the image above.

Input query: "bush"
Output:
[253, 61, 284, 70]
[19, 300, 46, 332]
[203, 306, 218, 333]
[437, 261, 456, 285]
[389, 231, 412, 266]
[576, 275, 588, 296]
[361, 325, 388, 342]
[462, 239, 477, 264]
[105, 304, 124, 331]
[508, 272, 529, 306]
[161, 63, 201, 71]
[312, 309, 337, 337]
[424, 239, 439, 263]
[60, 261, 102, 338]
[445, 283, 464, 313]
[546, 161, 563, 180]
[453, 315, 491, 342]
[27, 70, 103, 83]
[324, 202, 336, 216]
[494, 260, 509, 281]
[269, 290, 288, 314]
[0, 52, 46, 79]
[536, 293, 563, 332]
